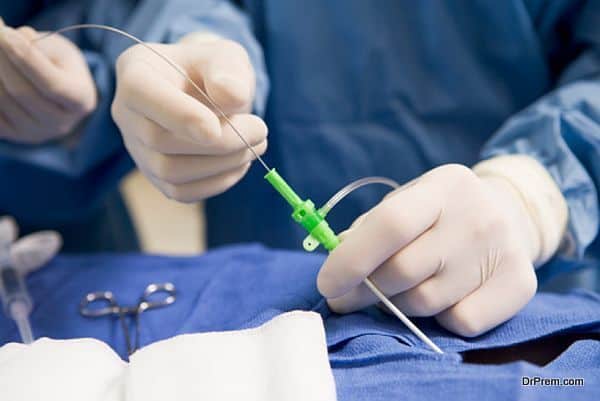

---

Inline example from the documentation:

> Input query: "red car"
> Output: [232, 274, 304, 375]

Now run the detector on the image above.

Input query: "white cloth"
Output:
[0, 311, 337, 401]
[0, 337, 125, 401]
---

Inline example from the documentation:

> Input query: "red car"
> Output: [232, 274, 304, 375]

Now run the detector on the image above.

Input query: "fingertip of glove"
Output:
[316, 261, 341, 300]
[0, 27, 28, 57]
[186, 109, 224, 143]
[207, 73, 252, 109]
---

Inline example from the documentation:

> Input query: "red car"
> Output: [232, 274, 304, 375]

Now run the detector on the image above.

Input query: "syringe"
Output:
[0, 260, 34, 344]
[0, 217, 62, 344]
[0, 217, 34, 344]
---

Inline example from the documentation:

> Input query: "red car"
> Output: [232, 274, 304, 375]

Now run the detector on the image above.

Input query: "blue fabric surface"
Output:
[0, 245, 598, 400]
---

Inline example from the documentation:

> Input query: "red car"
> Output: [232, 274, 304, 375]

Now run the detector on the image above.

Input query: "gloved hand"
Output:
[0, 20, 97, 144]
[317, 159, 568, 337]
[0, 216, 62, 275]
[112, 32, 267, 202]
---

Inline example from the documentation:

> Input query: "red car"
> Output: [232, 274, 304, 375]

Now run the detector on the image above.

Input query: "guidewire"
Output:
[35, 24, 271, 172]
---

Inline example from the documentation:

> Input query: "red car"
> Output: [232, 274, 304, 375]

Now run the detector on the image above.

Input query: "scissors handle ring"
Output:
[139, 282, 177, 312]
[79, 291, 120, 317]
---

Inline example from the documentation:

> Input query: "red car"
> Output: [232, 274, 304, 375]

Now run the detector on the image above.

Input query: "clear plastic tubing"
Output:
[321, 177, 444, 354]
[10, 301, 34, 344]
[319, 176, 401, 216]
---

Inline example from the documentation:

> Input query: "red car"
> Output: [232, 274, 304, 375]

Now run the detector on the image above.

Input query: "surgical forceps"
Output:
[79, 283, 176, 357]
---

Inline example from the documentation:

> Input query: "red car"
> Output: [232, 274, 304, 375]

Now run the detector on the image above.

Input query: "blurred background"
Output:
[121, 170, 205, 255]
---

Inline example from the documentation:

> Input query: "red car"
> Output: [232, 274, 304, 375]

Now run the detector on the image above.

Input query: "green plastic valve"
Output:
[264, 169, 340, 251]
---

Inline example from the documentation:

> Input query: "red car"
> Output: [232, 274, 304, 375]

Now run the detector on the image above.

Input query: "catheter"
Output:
[35, 24, 443, 353]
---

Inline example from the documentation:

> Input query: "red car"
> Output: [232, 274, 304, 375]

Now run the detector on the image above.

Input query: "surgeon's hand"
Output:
[317, 164, 547, 337]
[0, 21, 97, 144]
[112, 32, 267, 202]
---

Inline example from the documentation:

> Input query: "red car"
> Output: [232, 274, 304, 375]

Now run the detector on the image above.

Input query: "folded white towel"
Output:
[0, 337, 125, 401]
[0, 311, 337, 401]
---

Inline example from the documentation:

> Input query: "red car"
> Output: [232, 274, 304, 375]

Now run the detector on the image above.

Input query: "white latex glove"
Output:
[112, 32, 267, 202]
[0, 215, 62, 274]
[317, 160, 568, 337]
[10, 231, 62, 275]
[0, 20, 97, 144]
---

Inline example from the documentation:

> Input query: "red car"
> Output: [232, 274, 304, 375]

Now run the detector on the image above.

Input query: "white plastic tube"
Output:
[10, 301, 34, 344]
[320, 176, 401, 216]
[0, 265, 34, 344]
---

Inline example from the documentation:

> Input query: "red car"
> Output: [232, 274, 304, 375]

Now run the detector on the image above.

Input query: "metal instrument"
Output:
[80, 282, 177, 357]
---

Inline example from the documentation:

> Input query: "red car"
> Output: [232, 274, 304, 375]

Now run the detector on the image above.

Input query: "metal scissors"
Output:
[79, 282, 177, 358]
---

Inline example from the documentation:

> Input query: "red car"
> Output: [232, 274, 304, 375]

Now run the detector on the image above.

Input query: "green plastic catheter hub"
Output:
[35, 24, 444, 354]
[264, 169, 339, 252]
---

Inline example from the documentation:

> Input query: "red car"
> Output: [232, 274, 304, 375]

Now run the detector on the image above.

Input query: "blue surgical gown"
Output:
[206, 0, 600, 281]
[1, 1, 600, 277]
[0, 0, 266, 251]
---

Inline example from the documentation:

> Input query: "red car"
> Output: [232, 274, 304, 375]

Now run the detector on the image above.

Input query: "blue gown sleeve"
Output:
[0, 0, 268, 225]
[481, 1, 600, 263]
